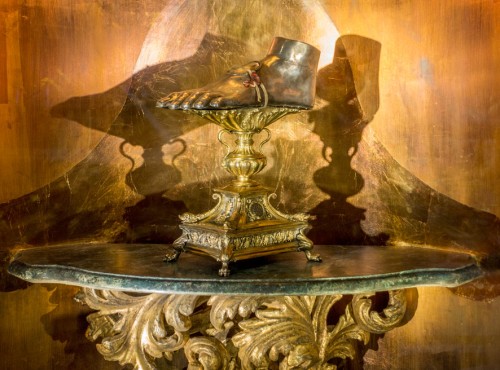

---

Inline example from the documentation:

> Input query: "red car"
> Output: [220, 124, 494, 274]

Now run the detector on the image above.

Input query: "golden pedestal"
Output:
[166, 107, 321, 276]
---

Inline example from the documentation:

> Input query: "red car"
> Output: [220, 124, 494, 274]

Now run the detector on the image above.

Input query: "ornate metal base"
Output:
[168, 183, 321, 276]
[161, 106, 321, 276]
[76, 288, 416, 370]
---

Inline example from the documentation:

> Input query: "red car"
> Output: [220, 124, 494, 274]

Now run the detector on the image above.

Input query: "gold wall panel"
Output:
[0, 1, 166, 202]
[323, 0, 499, 216]
[0, 0, 498, 369]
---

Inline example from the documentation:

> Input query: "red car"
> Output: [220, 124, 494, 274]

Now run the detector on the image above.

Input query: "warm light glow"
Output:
[134, 0, 340, 73]
[298, 0, 339, 69]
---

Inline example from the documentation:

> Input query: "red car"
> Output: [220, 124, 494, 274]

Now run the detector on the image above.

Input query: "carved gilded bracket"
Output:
[76, 288, 416, 370]
[8, 243, 482, 369]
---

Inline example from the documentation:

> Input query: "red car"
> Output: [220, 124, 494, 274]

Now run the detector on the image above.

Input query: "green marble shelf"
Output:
[8, 243, 482, 295]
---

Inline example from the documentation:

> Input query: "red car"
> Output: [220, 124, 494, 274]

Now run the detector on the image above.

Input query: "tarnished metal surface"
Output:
[157, 37, 320, 109]
[8, 243, 481, 295]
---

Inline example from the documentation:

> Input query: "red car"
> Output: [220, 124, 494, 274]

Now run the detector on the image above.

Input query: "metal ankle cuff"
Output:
[266, 37, 320, 68]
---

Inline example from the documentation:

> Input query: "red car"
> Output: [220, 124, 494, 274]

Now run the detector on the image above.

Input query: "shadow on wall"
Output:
[0, 31, 497, 368]
[49, 33, 246, 245]
[306, 35, 389, 246]
[0, 33, 240, 246]
[0, 33, 242, 291]
[0, 34, 498, 300]
[306, 35, 499, 301]
[38, 286, 122, 370]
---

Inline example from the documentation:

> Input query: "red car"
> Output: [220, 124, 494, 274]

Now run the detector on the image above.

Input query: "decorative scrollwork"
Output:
[77, 289, 208, 370]
[352, 289, 414, 334]
[187, 107, 299, 132]
[232, 295, 371, 369]
[266, 193, 311, 222]
[78, 289, 415, 369]
[185, 337, 232, 370]
[179, 194, 223, 224]
[206, 296, 263, 340]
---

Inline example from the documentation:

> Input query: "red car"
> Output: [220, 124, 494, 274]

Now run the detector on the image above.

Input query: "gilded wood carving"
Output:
[77, 289, 414, 369]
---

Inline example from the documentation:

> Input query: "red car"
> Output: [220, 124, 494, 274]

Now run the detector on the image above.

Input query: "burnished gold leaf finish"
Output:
[78, 289, 414, 369]
[167, 107, 321, 276]
[77, 289, 209, 369]
[187, 107, 299, 133]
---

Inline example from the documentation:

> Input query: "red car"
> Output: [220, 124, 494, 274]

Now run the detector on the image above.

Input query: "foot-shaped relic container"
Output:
[157, 37, 321, 276]
[157, 37, 320, 110]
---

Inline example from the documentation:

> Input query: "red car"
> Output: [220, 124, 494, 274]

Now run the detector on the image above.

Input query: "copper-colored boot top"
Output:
[157, 37, 320, 110]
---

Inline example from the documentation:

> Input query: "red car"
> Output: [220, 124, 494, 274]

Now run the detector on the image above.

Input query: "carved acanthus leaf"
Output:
[81, 289, 207, 370]
[352, 290, 409, 334]
[78, 289, 413, 370]
[232, 296, 322, 369]
[323, 303, 370, 362]
[208, 295, 262, 330]
[185, 337, 232, 370]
